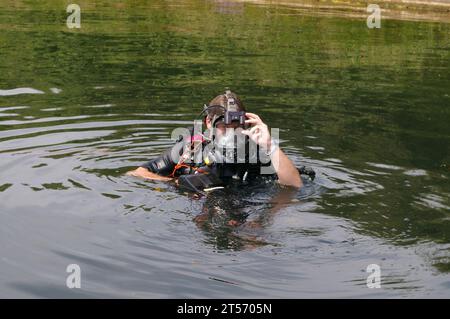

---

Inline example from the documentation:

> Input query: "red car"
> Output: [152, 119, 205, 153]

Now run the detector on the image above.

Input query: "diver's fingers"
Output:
[249, 125, 261, 135]
[245, 112, 260, 118]
[245, 112, 263, 122]
[242, 127, 256, 136]
[244, 118, 259, 125]
[241, 128, 254, 135]
[242, 124, 262, 137]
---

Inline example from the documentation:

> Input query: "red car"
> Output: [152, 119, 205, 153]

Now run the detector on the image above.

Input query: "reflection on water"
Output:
[193, 182, 316, 251]
[0, 0, 449, 297]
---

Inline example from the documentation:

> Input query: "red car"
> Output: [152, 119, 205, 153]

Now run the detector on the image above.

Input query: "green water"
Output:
[0, 0, 449, 297]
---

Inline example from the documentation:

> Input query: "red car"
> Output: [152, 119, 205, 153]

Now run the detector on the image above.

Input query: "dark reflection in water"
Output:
[0, 0, 449, 297]
[192, 179, 320, 251]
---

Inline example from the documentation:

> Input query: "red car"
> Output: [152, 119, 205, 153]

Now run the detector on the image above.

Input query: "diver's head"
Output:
[202, 90, 252, 171]
[203, 90, 246, 137]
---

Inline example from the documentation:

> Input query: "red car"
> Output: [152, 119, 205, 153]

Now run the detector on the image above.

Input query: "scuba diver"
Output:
[127, 90, 310, 191]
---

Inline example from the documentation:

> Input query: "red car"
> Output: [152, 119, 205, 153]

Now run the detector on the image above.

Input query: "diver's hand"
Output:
[241, 112, 272, 150]
[242, 112, 302, 188]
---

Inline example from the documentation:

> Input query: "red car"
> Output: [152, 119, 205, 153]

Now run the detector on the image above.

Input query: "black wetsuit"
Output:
[141, 129, 276, 185]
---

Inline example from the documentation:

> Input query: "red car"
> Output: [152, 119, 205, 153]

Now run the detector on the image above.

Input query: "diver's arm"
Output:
[126, 167, 173, 181]
[268, 146, 302, 188]
[243, 112, 302, 188]
[127, 140, 184, 182]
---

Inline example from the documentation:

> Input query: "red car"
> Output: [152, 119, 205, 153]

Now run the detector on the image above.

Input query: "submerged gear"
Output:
[177, 173, 224, 194]
[298, 166, 316, 181]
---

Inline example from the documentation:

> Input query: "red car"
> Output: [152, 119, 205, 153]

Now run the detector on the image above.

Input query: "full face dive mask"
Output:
[210, 127, 248, 164]
[202, 90, 250, 166]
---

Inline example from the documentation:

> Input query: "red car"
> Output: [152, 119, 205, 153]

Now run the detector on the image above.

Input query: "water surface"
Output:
[0, 0, 449, 298]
